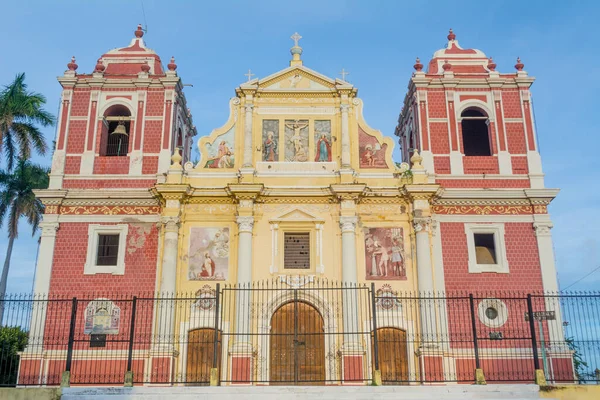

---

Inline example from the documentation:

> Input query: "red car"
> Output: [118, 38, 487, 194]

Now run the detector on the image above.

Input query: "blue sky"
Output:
[0, 0, 598, 293]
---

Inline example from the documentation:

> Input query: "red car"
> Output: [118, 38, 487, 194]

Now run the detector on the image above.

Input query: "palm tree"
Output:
[0, 73, 54, 170]
[0, 159, 49, 322]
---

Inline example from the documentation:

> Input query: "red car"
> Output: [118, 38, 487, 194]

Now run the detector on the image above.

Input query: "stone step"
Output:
[62, 384, 545, 400]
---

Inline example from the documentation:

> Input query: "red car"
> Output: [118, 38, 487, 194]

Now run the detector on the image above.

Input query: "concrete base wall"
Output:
[0, 388, 61, 400]
[540, 385, 600, 400]
[62, 385, 542, 400]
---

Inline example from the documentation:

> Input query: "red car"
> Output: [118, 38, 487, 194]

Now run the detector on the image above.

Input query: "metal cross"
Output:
[245, 69, 255, 82]
[340, 68, 349, 81]
[291, 32, 302, 47]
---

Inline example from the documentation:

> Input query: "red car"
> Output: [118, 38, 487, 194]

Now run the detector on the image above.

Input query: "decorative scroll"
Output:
[193, 285, 217, 311]
[60, 205, 160, 215]
[376, 284, 401, 310]
[432, 205, 534, 215]
[278, 275, 315, 288]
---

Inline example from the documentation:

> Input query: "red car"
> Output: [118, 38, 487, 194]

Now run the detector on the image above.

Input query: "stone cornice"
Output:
[225, 183, 264, 201]
[402, 184, 442, 201]
[329, 183, 367, 201]
[438, 188, 559, 201]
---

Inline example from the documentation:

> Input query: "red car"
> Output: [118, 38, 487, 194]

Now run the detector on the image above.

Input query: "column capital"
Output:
[244, 104, 254, 112]
[413, 217, 432, 233]
[237, 216, 255, 233]
[339, 216, 358, 233]
[161, 216, 180, 232]
[39, 221, 60, 237]
[340, 104, 350, 112]
[533, 222, 553, 237]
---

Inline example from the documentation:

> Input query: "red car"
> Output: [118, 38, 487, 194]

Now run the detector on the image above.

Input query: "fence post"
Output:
[124, 296, 137, 387]
[370, 283, 381, 386]
[210, 283, 221, 386]
[61, 297, 78, 388]
[469, 294, 485, 384]
[526, 294, 546, 386]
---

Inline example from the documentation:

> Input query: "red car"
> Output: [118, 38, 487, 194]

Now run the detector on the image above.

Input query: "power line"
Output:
[562, 264, 600, 291]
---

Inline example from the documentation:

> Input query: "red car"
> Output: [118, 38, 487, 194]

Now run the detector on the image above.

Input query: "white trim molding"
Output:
[464, 223, 509, 274]
[84, 224, 129, 275]
[477, 298, 508, 328]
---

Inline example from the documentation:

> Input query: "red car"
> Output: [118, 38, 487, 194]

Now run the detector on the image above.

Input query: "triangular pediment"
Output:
[270, 207, 325, 223]
[258, 66, 338, 92]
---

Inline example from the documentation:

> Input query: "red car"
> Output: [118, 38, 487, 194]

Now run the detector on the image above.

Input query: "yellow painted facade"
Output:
[153, 46, 435, 299]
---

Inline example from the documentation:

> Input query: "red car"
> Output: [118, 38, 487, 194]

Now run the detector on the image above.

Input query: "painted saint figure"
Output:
[314, 132, 332, 162]
[363, 144, 375, 167]
[372, 238, 390, 277]
[201, 252, 215, 278]
[263, 131, 277, 161]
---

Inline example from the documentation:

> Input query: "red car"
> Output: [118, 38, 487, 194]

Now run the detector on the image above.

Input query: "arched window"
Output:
[101, 105, 131, 156]
[461, 108, 491, 156]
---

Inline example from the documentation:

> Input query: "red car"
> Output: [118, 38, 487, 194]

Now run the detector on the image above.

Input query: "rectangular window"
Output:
[464, 223, 508, 274]
[284, 232, 310, 269]
[474, 233, 497, 264]
[85, 224, 129, 275]
[96, 234, 120, 266]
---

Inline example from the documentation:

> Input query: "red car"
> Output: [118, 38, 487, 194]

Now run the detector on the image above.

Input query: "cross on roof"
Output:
[245, 69, 255, 82]
[291, 32, 302, 47]
[340, 68, 349, 81]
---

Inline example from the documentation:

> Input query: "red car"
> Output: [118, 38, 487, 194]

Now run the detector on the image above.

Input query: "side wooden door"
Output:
[186, 328, 220, 385]
[374, 327, 409, 384]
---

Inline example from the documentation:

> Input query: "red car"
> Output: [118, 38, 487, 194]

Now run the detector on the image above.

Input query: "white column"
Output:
[414, 217, 437, 343]
[158, 216, 180, 346]
[27, 218, 59, 352]
[340, 216, 359, 347]
[534, 219, 565, 345]
[235, 216, 254, 348]
[340, 104, 351, 168]
[242, 104, 254, 168]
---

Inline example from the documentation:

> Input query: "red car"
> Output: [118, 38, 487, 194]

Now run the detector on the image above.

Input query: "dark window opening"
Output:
[461, 108, 491, 156]
[474, 233, 497, 264]
[96, 234, 120, 266]
[105, 120, 130, 156]
[101, 105, 131, 156]
[284, 232, 310, 269]
[485, 307, 499, 320]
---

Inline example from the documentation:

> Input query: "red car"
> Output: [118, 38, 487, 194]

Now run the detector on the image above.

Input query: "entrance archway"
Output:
[270, 301, 325, 385]
[186, 328, 221, 385]
[373, 327, 409, 384]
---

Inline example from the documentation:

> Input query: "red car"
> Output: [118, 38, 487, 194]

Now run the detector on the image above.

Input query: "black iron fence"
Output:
[0, 283, 599, 387]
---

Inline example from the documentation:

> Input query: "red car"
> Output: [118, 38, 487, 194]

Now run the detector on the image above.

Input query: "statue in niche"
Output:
[285, 119, 309, 162]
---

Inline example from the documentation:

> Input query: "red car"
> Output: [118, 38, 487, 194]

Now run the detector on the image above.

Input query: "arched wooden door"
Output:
[373, 327, 409, 384]
[186, 328, 221, 385]
[270, 301, 325, 385]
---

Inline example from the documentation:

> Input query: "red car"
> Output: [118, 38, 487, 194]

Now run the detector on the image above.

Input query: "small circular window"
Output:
[485, 307, 498, 320]
[478, 299, 508, 327]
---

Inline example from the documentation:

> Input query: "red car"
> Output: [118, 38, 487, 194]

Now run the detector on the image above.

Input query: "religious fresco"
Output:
[84, 299, 120, 335]
[187, 227, 229, 280]
[358, 126, 388, 168]
[204, 125, 235, 168]
[284, 119, 309, 162]
[314, 120, 332, 162]
[262, 120, 279, 162]
[364, 227, 406, 280]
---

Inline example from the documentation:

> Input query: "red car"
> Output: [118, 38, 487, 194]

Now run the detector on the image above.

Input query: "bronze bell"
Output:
[111, 121, 128, 136]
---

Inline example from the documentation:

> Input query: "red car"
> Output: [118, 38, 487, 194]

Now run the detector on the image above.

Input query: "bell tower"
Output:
[49, 24, 196, 190]
[396, 29, 544, 189]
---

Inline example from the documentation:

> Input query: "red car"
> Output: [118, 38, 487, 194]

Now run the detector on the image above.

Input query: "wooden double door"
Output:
[270, 301, 326, 385]
[373, 327, 409, 384]
[186, 328, 221, 385]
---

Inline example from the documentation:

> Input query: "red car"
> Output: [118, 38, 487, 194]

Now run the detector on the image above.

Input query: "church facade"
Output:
[20, 26, 569, 386]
